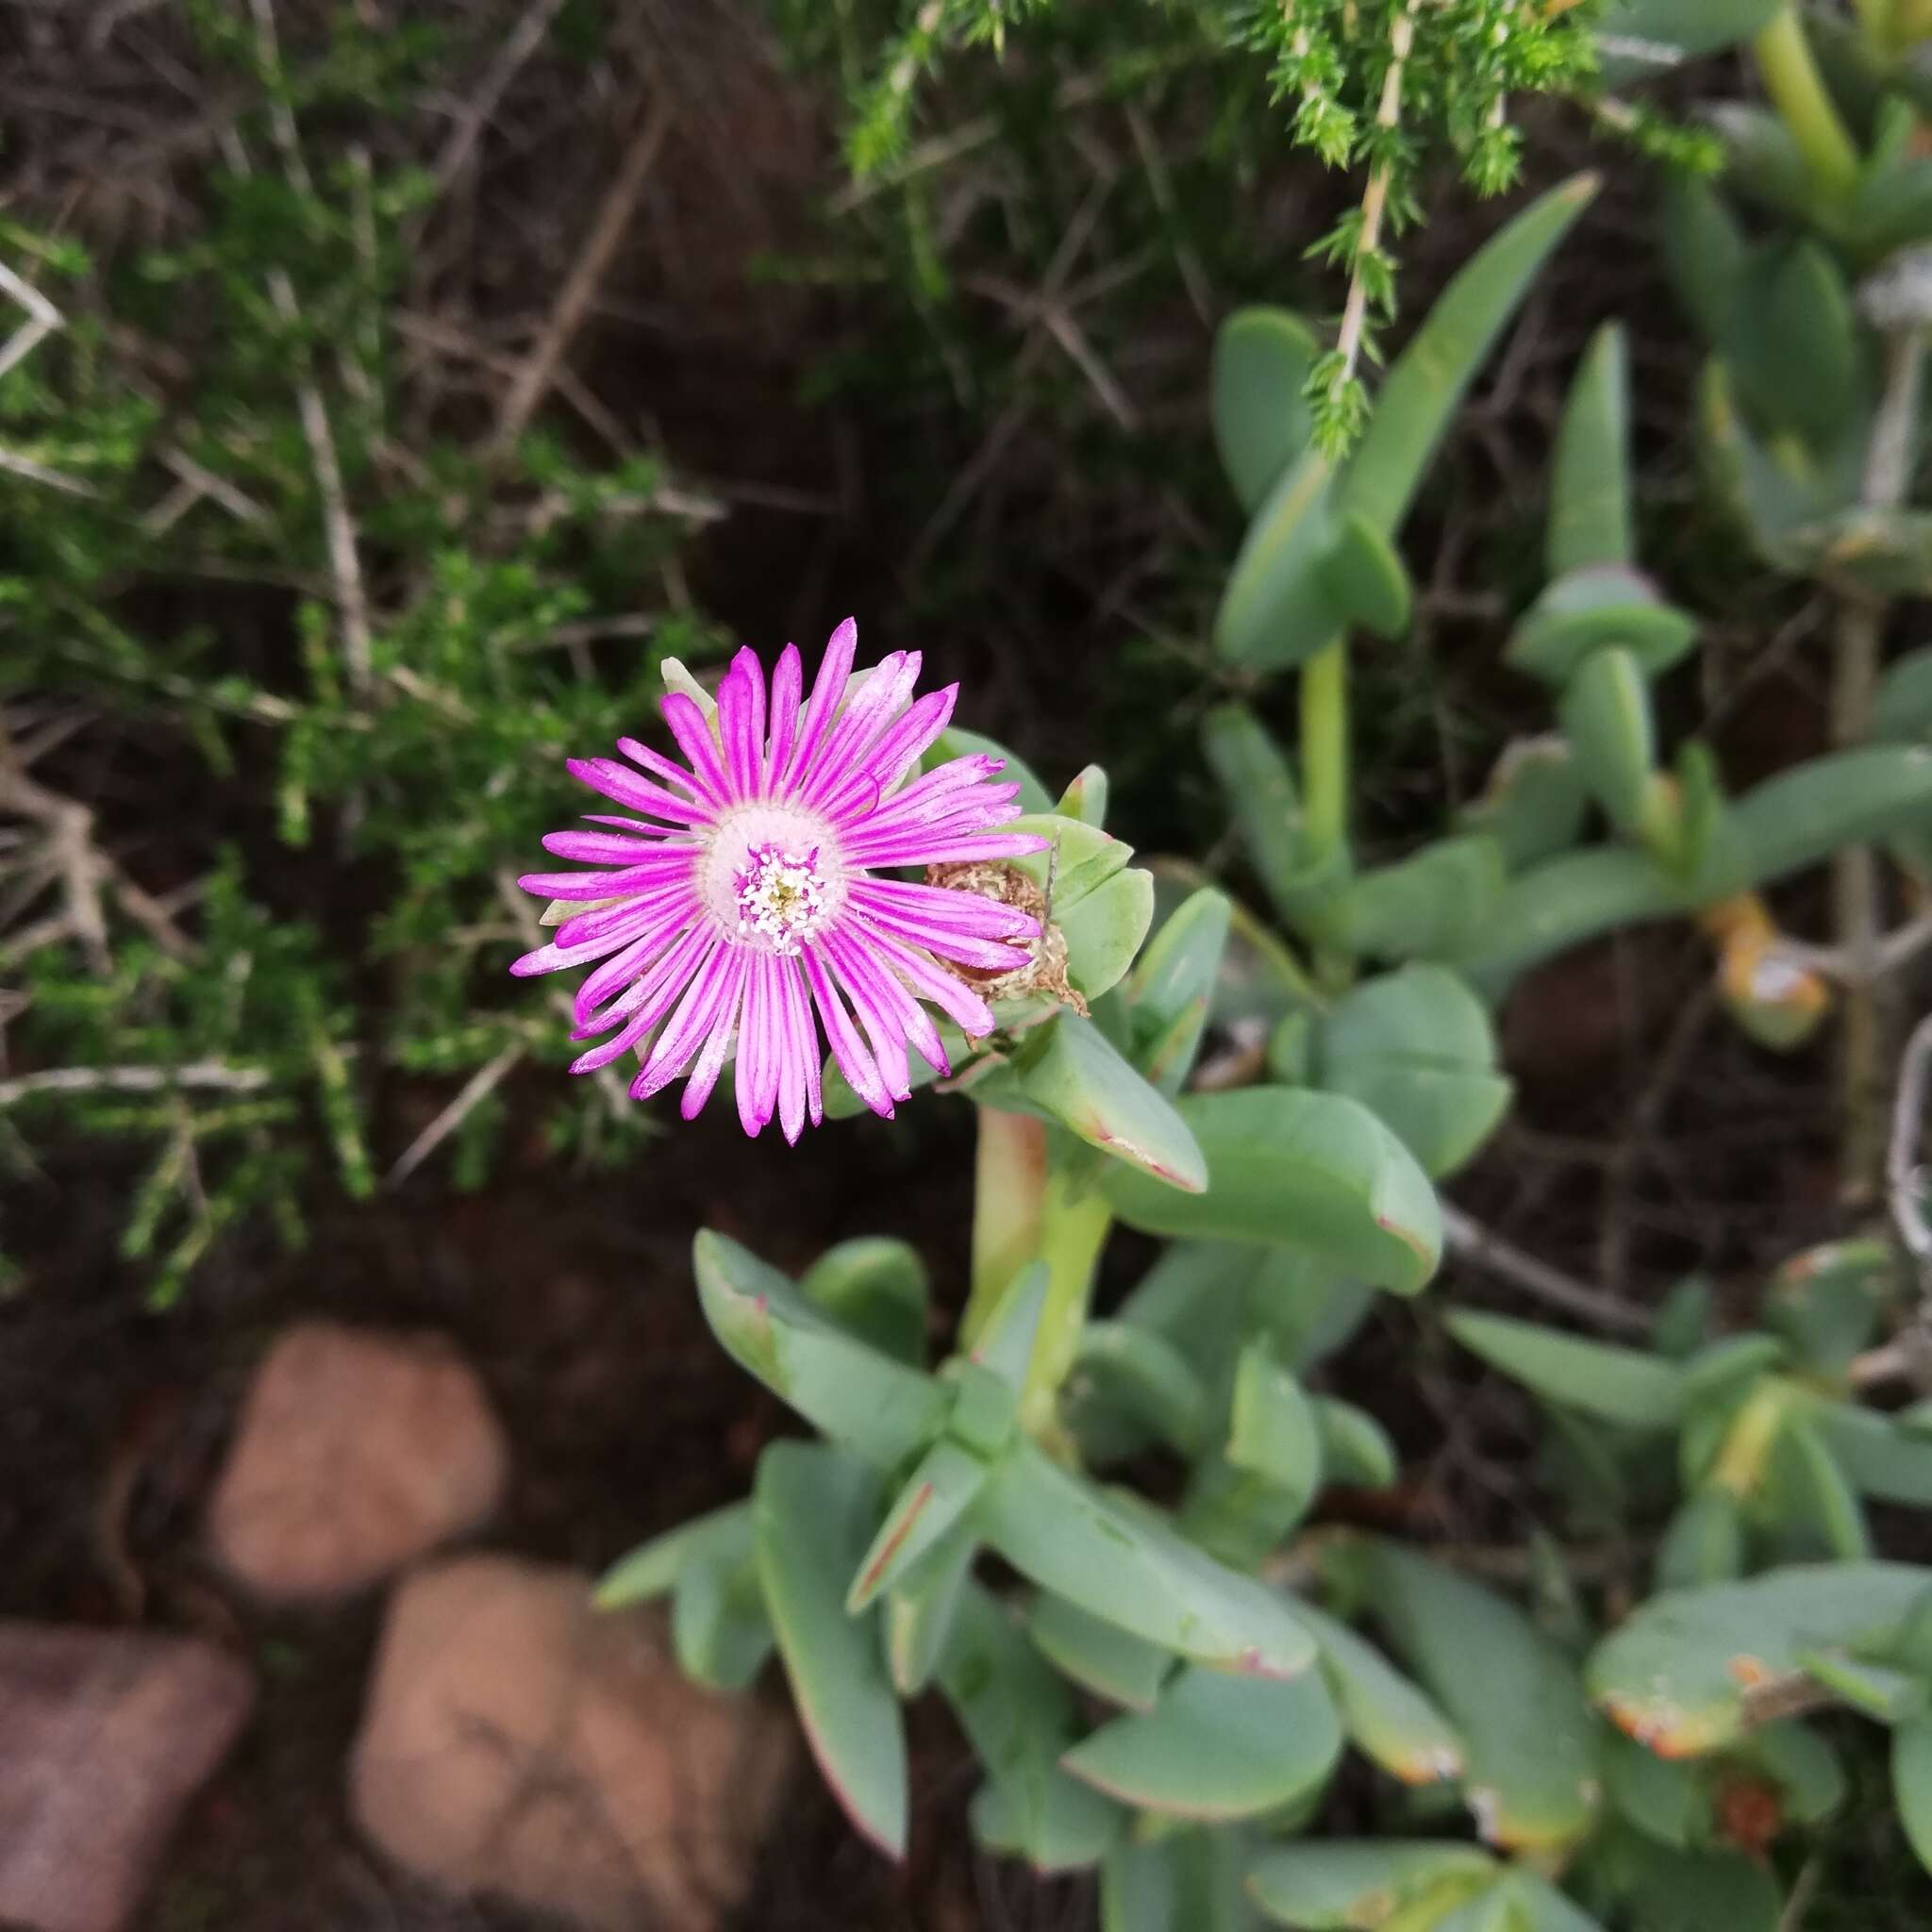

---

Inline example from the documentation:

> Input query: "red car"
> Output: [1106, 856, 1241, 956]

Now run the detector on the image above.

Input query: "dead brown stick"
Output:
[488, 101, 674, 461]
[426, 0, 573, 200]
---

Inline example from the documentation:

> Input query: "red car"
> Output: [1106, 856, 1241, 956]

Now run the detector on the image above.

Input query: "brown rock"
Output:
[348, 1554, 792, 1932]
[0, 1624, 254, 1932]
[208, 1322, 508, 1601]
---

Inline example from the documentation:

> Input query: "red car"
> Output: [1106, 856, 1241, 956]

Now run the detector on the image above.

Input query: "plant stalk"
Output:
[1018, 1166, 1114, 1446]
[962, 1106, 1047, 1346]
[1753, 8, 1862, 201]
[1300, 639, 1349, 864]
[1836, 325, 1925, 1203]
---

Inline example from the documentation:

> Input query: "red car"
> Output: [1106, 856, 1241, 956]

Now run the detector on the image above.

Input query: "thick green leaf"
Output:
[969, 1260, 1048, 1391]
[1247, 1840, 1495, 1929]
[1073, 1320, 1214, 1459]
[1627, 1849, 1780, 1932]
[1321, 510, 1412, 638]
[1343, 175, 1598, 541]
[1875, 647, 1932, 743]
[670, 1543, 774, 1692]
[1796, 1648, 1925, 1723]
[1321, 961, 1494, 1070]
[1732, 746, 1932, 882]
[1201, 704, 1324, 925]
[1594, 0, 1781, 75]
[1727, 241, 1860, 454]
[1107, 1088, 1442, 1295]
[1508, 569, 1698, 686]
[1214, 447, 1347, 672]
[1494, 1873, 1605, 1932]
[1327, 836, 1507, 962]
[1354, 1540, 1601, 1849]
[1770, 1417, 1870, 1560]
[1295, 1599, 1465, 1785]
[1681, 1332, 1786, 1404]
[979, 1441, 1319, 1677]
[886, 1519, 975, 1697]
[1709, 104, 1821, 227]
[1655, 1490, 1745, 1592]
[1214, 307, 1319, 513]
[754, 1441, 907, 1857]
[848, 1438, 991, 1611]
[1452, 846, 1680, 991]
[1316, 964, 1510, 1178]
[1742, 1718, 1845, 1824]
[1057, 762, 1109, 827]
[1660, 170, 1746, 347]
[940, 1582, 1123, 1873]
[594, 1501, 751, 1608]
[799, 1236, 929, 1367]
[1560, 647, 1657, 837]
[1007, 810, 1131, 905]
[1248, 1249, 1377, 1372]
[1893, 1713, 1932, 1875]
[1587, 1563, 1932, 1756]
[1105, 1832, 1253, 1932]
[1029, 1591, 1174, 1712]
[1129, 887, 1232, 1096]
[1058, 867, 1156, 1002]
[1550, 324, 1631, 576]
[1063, 1663, 1342, 1821]
[1018, 1013, 1208, 1191]
[1445, 1310, 1687, 1431]
[929, 726, 1052, 814]
[1315, 1397, 1400, 1490]
[1227, 1345, 1323, 1497]
[1764, 1239, 1894, 1377]
[1183, 1347, 1325, 1568]
[1459, 738, 1591, 873]
[694, 1231, 949, 1469]
[1816, 1401, 1932, 1506]
[1603, 1731, 1711, 1848]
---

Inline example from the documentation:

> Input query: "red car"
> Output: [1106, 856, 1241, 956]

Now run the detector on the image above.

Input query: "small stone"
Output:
[0, 1624, 254, 1932]
[348, 1554, 792, 1931]
[207, 1322, 508, 1602]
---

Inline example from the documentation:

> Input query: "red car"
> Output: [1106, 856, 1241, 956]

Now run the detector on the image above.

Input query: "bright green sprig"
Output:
[836, 0, 1602, 451]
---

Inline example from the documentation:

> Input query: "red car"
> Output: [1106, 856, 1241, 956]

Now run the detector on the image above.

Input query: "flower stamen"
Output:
[734, 841, 828, 956]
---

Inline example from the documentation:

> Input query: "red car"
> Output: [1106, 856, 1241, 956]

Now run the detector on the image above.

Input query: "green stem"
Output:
[1018, 1166, 1114, 1445]
[1854, 0, 1895, 51]
[1753, 8, 1861, 201]
[1834, 325, 1925, 1205]
[1299, 639, 1349, 864]
[961, 1107, 1047, 1347]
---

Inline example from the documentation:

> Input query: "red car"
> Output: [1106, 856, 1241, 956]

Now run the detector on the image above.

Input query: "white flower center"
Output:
[701, 805, 841, 955]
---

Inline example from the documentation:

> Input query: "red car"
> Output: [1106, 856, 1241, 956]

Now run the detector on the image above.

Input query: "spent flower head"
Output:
[512, 620, 1046, 1139]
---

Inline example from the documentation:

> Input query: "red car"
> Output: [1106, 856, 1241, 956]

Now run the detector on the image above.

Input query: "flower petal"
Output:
[680, 949, 752, 1121]
[796, 650, 921, 808]
[821, 685, 957, 824]
[575, 915, 711, 1030]
[772, 953, 814, 1141]
[842, 829, 1050, 868]
[660, 691, 734, 804]
[734, 952, 784, 1137]
[780, 617, 857, 792]
[628, 933, 739, 1097]
[718, 648, 767, 801]
[566, 757, 707, 824]
[765, 643, 803, 792]
[801, 940, 893, 1119]
[842, 910, 999, 1036]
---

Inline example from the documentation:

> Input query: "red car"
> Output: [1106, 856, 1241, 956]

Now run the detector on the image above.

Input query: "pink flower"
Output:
[513, 619, 1046, 1139]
